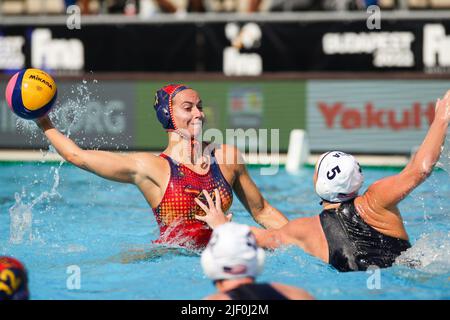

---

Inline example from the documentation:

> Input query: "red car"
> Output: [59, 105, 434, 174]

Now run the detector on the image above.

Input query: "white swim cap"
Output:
[315, 151, 363, 203]
[201, 222, 265, 281]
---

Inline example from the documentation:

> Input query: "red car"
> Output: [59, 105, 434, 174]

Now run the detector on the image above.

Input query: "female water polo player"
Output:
[35, 84, 288, 249]
[196, 91, 450, 271]
[201, 222, 314, 300]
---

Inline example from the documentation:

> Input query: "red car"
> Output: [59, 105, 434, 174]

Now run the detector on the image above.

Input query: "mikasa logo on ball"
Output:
[28, 74, 53, 90]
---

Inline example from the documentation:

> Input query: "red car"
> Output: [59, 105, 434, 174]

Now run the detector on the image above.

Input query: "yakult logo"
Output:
[423, 24, 450, 72]
[318, 102, 435, 131]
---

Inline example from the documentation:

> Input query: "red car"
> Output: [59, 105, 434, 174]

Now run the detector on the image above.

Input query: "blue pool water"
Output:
[0, 161, 449, 300]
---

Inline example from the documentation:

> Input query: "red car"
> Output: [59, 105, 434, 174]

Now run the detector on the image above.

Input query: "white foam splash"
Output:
[64, 244, 88, 253]
[156, 219, 206, 253]
[436, 136, 450, 175]
[9, 190, 32, 244]
[395, 232, 450, 274]
[9, 167, 61, 244]
[50, 82, 92, 138]
[9, 80, 103, 244]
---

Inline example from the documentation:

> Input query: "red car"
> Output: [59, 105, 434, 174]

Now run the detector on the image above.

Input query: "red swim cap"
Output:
[0, 256, 29, 300]
[153, 84, 190, 130]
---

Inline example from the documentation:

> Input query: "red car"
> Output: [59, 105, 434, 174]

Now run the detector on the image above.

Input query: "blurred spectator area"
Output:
[379, 0, 450, 9]
[0, 0, 89, 14]
[1, 0, 450, 15]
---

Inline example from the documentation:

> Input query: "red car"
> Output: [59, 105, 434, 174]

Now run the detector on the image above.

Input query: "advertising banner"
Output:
[135, 81, 307, 151]
[0, 79, 135, 149]
[0, 78, 306, 152]
[1, 20, 449, 74]
[307, 80, 450, 154]
[2, 75, 449, 154]
[0, 24, 198, 73]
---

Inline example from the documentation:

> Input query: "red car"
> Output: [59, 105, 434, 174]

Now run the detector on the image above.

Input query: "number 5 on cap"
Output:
[327, 166, 341, 180]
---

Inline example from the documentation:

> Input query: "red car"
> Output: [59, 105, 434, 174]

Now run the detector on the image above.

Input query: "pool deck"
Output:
[0, 150, 410, 167]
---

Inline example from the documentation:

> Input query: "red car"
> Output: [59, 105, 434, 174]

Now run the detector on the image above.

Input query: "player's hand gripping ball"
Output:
[5, 68, 57, 120]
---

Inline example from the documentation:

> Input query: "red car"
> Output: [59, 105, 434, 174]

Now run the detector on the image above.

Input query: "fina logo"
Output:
[32, 28, 84, 71]
[223, 23, 262, 76]
[423, 24, 450, 72]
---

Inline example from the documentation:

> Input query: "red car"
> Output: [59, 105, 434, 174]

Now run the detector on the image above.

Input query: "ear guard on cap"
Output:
[153, 84, 189, 130]
[154, 91, 172, 129]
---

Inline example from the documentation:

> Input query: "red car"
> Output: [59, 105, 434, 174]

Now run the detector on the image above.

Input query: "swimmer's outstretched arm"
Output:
[195, 191, 326, 261]
[364, 91, 450, 209]
[35, 116, 150, 184]
[233, 166, 289, 229]
[226, 145, 289, 229]
[196, 189, 293, 249]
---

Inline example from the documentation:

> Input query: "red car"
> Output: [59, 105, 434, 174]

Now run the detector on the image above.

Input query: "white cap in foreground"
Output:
[201, 222, 265, 281]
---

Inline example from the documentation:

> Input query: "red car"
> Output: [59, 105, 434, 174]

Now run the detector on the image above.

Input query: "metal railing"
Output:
[1, 10, 450, 25]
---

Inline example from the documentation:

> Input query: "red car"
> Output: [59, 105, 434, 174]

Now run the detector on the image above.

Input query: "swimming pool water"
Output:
[0, 161, 449, 300]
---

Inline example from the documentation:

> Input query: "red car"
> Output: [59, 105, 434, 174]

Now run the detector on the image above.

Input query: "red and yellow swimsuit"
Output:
[152, 151, 233, 249]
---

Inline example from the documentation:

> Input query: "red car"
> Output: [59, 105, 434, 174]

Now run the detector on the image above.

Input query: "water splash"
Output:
[12, 80, 98, 243]
[9, 167, 61, 244]
[48, 79, 129, 151]
[9, 190, 32, 244]
[15, 117, 40, 143]
[436, 136, 450, 175]
[10, 78, 130, 247]
[13, 80, 98, 147]
[50, 81, 93, 138]
[395, 231, 450, 274]
[155, 219, 207, 254]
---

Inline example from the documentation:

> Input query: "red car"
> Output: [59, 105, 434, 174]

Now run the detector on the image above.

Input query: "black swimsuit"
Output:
[319, 200, 411, 272]
[225, 283, 288, 300]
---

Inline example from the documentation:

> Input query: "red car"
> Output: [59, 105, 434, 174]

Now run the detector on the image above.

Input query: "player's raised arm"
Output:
[36, 116, 147, 184]
[364, 91, 449, 210]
